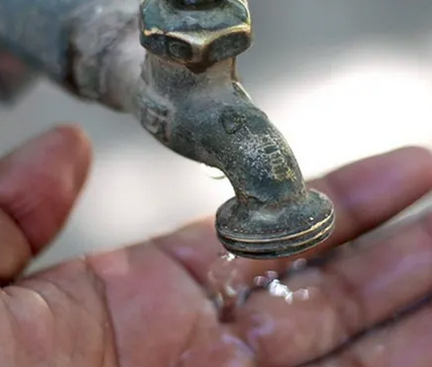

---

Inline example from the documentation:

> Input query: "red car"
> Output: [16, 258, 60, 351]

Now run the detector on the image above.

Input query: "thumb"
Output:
[0, 124, 92, 282]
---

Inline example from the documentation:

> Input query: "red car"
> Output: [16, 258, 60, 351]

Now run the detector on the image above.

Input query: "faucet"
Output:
[0, 0, 335, 259]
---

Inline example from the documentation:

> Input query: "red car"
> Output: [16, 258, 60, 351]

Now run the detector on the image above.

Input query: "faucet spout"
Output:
[136, 0, 335, 259]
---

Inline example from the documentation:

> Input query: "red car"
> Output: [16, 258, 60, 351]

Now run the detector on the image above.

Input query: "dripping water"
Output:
[201, 164, 226, 180]
[207, 252, 313, 322]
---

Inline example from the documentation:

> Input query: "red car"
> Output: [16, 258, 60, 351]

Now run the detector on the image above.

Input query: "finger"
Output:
[229, 208, 432, 367]
[314, 305, 432, 367]
[308, 146, 432, 249]
[157, 147, 432, 288]
[0, 125, 91, 281]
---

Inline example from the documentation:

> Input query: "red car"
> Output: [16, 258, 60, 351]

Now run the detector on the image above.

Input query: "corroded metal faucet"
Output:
[0, 0, 335, 259]
[135, 0, 335, 258]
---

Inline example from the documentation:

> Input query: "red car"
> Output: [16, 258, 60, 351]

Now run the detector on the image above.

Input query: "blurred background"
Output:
[2, 0, 432, 271]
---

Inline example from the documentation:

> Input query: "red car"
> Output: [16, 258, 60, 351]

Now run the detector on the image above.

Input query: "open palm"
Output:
[1, 125, 432, 367]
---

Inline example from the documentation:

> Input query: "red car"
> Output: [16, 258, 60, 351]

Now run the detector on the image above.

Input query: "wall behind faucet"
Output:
[1, 0, 432, 272]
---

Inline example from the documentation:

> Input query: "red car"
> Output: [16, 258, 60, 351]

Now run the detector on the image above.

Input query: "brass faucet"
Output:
[0, 0, 335, 259]
[135, 0, 335, 259]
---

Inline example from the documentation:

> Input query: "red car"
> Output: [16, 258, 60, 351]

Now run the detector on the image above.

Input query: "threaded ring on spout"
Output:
[216, 190, 335, 259]
[172, 0, 224, 10]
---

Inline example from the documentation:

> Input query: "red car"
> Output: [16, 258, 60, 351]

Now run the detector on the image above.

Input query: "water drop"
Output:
[201, 164, 226, 180]
[208, 252, 248, 322]
[291, 258, 308, 272]
[294, 288, 310, 301]
[267, 279, 294, 304]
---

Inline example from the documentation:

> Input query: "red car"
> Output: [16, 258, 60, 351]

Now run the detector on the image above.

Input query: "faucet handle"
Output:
[139, 0, 252, 67]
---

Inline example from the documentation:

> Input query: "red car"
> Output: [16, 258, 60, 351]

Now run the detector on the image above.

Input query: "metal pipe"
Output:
[0, 0, 142, 103]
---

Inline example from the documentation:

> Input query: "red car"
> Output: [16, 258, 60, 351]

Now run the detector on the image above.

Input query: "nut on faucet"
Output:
[137, 0, 335, 259]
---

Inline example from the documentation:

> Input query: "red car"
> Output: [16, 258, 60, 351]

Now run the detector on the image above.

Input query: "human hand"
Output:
[0, 125, 432, 367]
